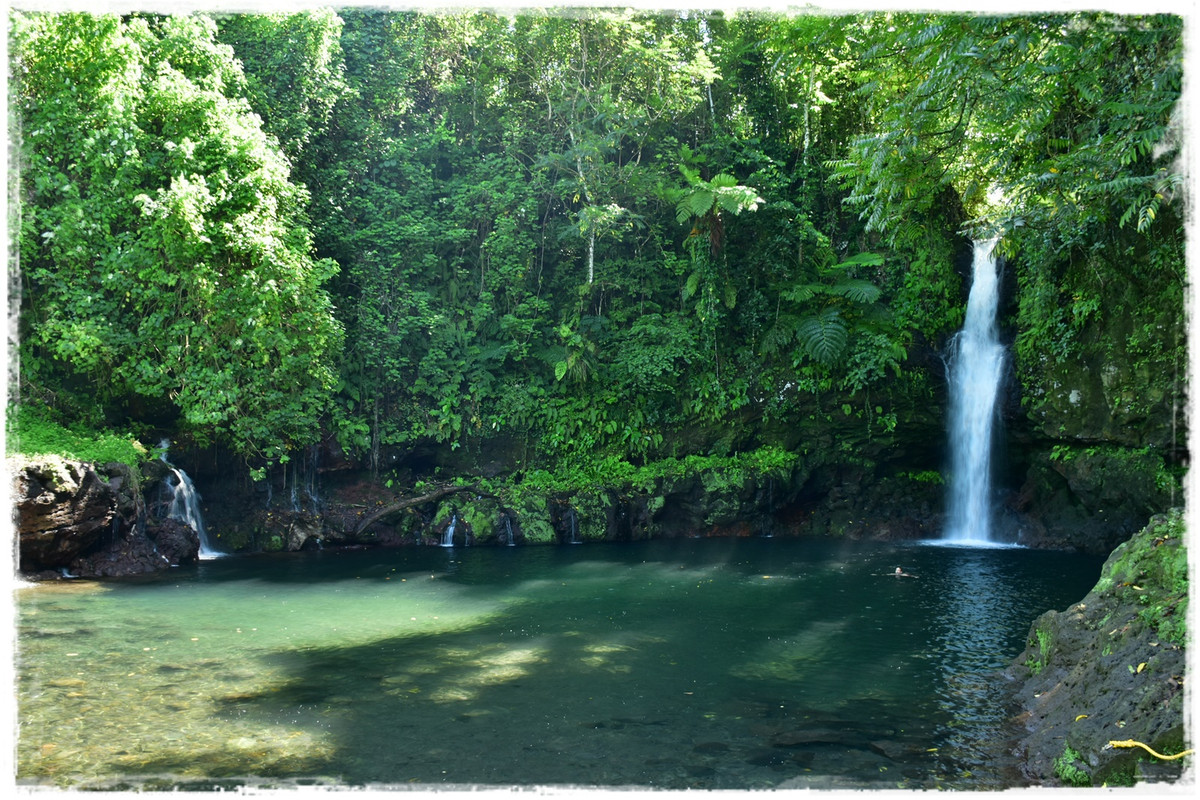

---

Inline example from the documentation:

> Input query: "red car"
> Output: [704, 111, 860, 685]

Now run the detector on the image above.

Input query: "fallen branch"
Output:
[353, 484, 489, 535]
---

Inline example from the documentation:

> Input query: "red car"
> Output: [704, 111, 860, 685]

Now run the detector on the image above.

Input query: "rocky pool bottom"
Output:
[17, 534, 1126, 790]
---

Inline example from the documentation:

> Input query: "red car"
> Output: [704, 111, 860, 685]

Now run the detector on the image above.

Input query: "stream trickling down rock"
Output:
[16, 537, 1101, 790]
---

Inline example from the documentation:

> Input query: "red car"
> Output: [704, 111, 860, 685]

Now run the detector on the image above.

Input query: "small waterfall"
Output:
[944, 239, 1006, 544]
[760, 478, 775, 538]
[289, 450, 321, 514]
[568, 508, 580, 544]
[442, 514, 457, 548]
[159, 442, 222, 559]
[503, 516, 515, 546]
[305, 445, 321, 514]
[272, 446, 320, 514]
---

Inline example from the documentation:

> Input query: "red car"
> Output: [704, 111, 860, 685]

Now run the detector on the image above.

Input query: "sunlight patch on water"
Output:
[729, 620, 846, 683]
[17, 539, 1104, 790]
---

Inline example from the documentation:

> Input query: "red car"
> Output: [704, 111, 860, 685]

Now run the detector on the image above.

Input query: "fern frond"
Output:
[782, 283, 820, 303]
[796, 308, 848, 365]
[827, 252, 886, 271]
[829, 278, 882, 304]
[760, 314, 800, 356]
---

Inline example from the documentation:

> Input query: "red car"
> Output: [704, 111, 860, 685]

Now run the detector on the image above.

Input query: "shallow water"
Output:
[15, 536, 1102, 790]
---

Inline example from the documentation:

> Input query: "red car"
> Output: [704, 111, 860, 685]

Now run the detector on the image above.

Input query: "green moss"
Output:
[897, 469, 944, 485]
[1053, 746, 1091, 787]
[1025, 627, 1053, 675]
[573, 491, 612, 541]
[1099, 761, 1138, 787]
[512, 494, 556, 544]
[457, 497, 501, 543]
[515, 446, 797, 499]
[7, 403, 148, 474]
[1100, 509, 1188, 645]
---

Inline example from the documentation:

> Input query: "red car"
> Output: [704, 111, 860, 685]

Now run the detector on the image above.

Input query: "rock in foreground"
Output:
[11, 455, 199, 579]
[1005, 508, 1189, 787]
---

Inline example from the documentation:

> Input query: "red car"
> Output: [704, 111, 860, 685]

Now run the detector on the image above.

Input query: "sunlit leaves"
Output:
[831, 11, 1183, 246]
[674, 167, 764, 227]
[215, 11, 349, 163]
[13, 11, 342, 463]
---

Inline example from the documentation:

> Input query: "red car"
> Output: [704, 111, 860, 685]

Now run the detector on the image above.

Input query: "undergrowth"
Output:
[6, 403, 148, 469]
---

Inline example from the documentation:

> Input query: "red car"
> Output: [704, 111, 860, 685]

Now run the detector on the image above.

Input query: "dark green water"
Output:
[16, 536, 1102, 790]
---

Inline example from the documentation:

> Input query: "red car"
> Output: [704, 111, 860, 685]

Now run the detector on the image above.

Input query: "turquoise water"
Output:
[16, 536, 1102, 789]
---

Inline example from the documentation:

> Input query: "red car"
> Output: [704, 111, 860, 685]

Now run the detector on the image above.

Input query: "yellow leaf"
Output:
[1137, 662, 1147, 673]
[1075, 714, 1089, 721]
[1049, 167, 1059, 173]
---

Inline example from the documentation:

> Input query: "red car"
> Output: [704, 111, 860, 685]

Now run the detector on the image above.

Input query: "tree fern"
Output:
[759, 313, 800, 356]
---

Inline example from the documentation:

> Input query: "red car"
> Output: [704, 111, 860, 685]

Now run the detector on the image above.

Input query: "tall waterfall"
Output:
[944, 239, 1006, 544]
[160, 441, 223, 559]
[442, 514, 457, 547]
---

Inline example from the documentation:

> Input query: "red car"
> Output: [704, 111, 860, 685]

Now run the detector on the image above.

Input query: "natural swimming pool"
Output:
[15, 535, 1103, 790]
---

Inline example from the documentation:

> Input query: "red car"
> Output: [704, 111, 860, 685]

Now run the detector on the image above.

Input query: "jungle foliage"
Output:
[9, 8, 1186, 477]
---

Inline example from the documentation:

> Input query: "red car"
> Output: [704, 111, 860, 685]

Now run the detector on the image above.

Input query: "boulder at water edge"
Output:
[10, 455, 200, 579]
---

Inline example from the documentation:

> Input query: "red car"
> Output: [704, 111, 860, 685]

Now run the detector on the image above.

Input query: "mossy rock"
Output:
[455, 495, 503, 545]
[1007, 509, 1188, 786]
[511, 493, 556, 544]
[571, 490, 612, 541]
[213, 522, 255, 552]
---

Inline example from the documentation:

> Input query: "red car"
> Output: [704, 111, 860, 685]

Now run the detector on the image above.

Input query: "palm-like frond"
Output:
[796, 308, 848, 365]
[828, 278, 882, 304]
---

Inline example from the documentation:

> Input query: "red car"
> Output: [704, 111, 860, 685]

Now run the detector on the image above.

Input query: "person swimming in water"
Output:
[893, 567, 917, 578]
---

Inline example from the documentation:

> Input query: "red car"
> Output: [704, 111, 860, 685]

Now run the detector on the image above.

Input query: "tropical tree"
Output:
[12, 12, 343, 465]
[830, 12, 1184, 244]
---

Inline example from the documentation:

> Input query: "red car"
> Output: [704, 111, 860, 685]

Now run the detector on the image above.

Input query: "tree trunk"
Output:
[352, 483, 490, 536]
[587, 228, 595, 284]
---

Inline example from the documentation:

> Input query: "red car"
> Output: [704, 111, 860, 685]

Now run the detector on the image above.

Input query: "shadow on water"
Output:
[17, 538, 1103, 790]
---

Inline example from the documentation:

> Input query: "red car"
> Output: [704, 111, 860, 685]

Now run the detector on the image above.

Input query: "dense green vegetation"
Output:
[5, 403, 147, 469]
[9, 8, 1185, 490]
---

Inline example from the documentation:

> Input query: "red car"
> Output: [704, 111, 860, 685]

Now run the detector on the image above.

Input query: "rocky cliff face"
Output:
[12, 456, 124, 571]
[1004, 233, 1186, 555]
[1004, 509, 1188, 787]
[11, 456, 200, 579]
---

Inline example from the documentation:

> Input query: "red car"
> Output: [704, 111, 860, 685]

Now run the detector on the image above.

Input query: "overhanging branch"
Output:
[353, 484, 492, 536]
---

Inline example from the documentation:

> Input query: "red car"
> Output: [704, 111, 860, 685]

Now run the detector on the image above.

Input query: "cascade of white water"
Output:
[159, 442, 221, 559]
[944, 239, 1006, 544]
[167, 468, 222, 558]
[568, 508, 580, 544]
[442, 514, 457, 547]
[504, 516, 515, 546]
